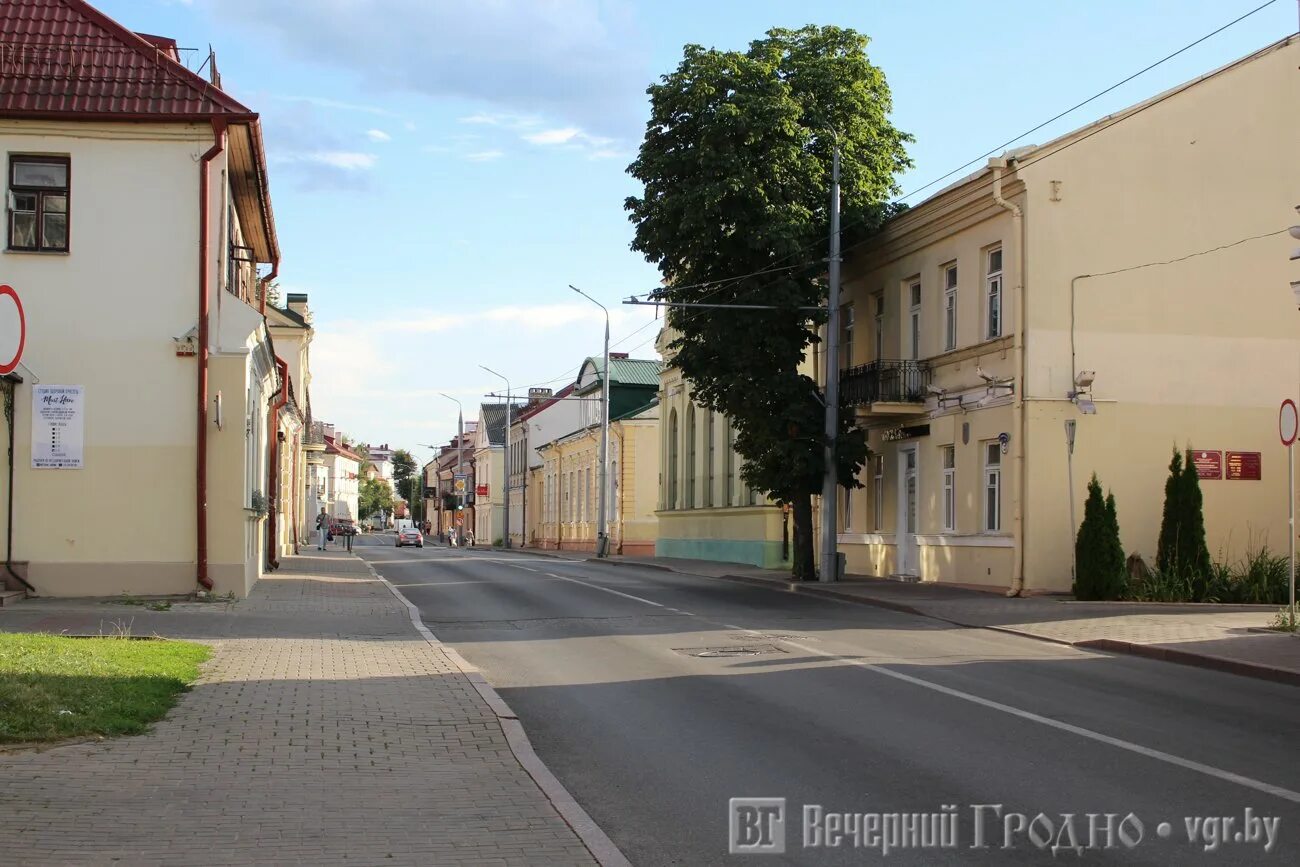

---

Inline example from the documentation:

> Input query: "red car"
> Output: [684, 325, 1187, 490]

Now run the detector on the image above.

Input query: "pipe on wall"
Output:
[266, 357, 289, 571]
[196, 119, 227, 591]
[989, 157, 1028, 598]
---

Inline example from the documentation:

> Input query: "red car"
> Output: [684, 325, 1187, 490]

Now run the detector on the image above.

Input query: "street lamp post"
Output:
[569, 285, 611, 557]
[440, 393, 465, 545]
[479, 366, 512, 549]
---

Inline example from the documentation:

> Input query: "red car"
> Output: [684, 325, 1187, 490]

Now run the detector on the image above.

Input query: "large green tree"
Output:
[625, 25, 911, 578]
[392, 449, 417, 485]
[359, 476, 393, 521]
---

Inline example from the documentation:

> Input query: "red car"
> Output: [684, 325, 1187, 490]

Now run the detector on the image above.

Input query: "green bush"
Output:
[1128, 542, 1292, 604]
[1154, 446, 1212, 595]
[1074, 474, 1126, 600]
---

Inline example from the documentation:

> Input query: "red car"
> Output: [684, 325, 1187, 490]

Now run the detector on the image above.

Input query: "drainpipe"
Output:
[197, 119, 227, 591]
[291, 432, 301, 553]
[990, 157, 1028, 597]
[258, 259, 279, 316]
[3, 375, 34, 593]
[266, 357, 289, 571]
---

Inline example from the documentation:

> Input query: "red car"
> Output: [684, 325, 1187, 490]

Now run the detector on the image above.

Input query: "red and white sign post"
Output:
[0, 284, 26, 376]
[1280, 399, 1298, 623]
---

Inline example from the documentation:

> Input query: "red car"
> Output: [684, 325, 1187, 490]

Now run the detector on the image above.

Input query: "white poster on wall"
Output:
[32, 385, 84, 469]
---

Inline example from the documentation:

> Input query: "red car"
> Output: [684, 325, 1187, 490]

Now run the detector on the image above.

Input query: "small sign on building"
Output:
[1189, 449, 1222, 480]
[32, 385, 84, 469]
[476, 484, 489, 497]
[1225, 451, 1262, 480]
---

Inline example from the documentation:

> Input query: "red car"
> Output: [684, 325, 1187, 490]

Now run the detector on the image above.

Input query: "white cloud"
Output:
[271, 94, 396, 117]
[523, 127, 580, 145]
[304, 151, 376, 170]
[365, 129, 391, 142]
[458, 111, 541, 129]
[464, 150, 504, 162]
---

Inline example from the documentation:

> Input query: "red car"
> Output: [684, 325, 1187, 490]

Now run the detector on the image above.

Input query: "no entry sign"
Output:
[0, 284, 25, 376]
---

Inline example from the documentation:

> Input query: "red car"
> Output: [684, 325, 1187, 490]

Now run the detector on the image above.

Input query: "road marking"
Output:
[543, 572, 667, 608]
[776, 638, 1300, 805]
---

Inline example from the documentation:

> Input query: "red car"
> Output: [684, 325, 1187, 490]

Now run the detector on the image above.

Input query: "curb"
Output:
[575, 557, 1300, 688]
[357, 555, 631, 867]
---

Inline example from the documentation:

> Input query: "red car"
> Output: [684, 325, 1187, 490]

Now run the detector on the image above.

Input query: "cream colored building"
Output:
[534, 356, 661, 555]
[0, 3, 288, 598]
[655, 328, 792, 568]
[472, 404, 508, 544]
[266, 294, 313, 564]
[834, 36, 1300, 594]
[321, 429, 361, 524]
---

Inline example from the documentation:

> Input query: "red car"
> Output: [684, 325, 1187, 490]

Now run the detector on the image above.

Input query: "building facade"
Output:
[0, 0, 286, 597]
[508, 385, 580, 548]
[321, 429, 361, 524]
[534, 355, 662, 555]
[472, 404, 508, 544]
[834, 36, 1300, 593]
[654, 328, 793, 568]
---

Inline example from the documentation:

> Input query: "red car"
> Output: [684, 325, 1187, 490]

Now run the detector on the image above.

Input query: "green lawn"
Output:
[0, 633, 210, 743]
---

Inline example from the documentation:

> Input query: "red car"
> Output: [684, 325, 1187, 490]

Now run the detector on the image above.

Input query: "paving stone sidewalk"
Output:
[0, 551, 597, 866]
[503, 546, 1300, 684]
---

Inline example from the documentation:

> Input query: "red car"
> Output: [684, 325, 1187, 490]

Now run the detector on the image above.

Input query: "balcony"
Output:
[840, 359, 932, 415]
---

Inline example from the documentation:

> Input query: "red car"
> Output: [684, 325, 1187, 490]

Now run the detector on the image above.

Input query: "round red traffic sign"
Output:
[1280, 399, 1298, 447]
[0, 284, 25, 376]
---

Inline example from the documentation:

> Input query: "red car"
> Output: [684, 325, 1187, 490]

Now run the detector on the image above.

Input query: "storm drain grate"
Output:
[672, 644, 787, 658]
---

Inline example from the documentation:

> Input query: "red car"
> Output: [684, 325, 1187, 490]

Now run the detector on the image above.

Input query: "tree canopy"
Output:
[625, 25, 911, 578]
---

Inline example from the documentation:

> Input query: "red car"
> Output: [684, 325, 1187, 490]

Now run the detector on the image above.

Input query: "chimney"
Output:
[610, 352, 629, 360]
[322, 423, 336, 440]
[287, 293, 310, 321]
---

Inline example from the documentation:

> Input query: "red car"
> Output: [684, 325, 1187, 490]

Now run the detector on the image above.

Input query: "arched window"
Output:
[724, 420, 736, 507]
[704, 411, 715, 508]
[667, 409, 679, 510]
[685, 405, 697, 509]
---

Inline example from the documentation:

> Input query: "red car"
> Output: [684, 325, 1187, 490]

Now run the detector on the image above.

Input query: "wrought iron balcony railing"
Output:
[840, 359, 932, 406]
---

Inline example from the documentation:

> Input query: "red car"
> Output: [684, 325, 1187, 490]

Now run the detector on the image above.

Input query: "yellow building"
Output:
[655, 328, 793, 569]
[534, 356, 661, 555]
[0, 3, 286, 597]
[835, 36, 1300, 593]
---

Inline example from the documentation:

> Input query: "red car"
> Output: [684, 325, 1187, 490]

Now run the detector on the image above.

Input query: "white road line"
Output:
[543, 572, 668, 608]
[777, 638, 1300, 805]
[502, 563, 542, 573]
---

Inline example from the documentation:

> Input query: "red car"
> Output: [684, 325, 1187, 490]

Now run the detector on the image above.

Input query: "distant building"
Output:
[321, 427, 362, 524]
[364, 443, 394, 482]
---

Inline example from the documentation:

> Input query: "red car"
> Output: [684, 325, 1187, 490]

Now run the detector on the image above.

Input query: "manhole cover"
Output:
[672, 644, 787, 658]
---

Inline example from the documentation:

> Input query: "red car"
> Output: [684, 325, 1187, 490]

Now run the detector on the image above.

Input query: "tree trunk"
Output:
[790, 490, 816, 581]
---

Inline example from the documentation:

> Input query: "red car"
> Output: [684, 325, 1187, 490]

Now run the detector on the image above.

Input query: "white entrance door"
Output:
[896, 447, 920, 576]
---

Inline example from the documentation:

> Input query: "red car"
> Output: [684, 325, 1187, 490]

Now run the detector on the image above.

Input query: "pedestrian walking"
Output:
[315, 508, 328, 550]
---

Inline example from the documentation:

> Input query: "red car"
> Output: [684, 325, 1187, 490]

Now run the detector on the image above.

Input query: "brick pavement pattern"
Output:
[0, 552, 595, 866]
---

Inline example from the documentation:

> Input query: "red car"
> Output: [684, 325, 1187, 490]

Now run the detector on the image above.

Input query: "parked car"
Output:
[396, 526, 424, 548]
[330, 519, 357, 537]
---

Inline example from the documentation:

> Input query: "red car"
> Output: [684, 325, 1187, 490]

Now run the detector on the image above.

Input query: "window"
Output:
[872, 454, 884, 530]
[841, 303, 855, 368]
[986, 247, 1003, 339]
[942, 445, 956, 531]
[568, 471, 575, 522]
[724, 419, 736, 506]
[873, 294, 884, 362]
[8, 156, 69, 252]
[685, 405, 697, 508]
[943, 264, 958, 351]
[909, 281, 921, 360]
[704, 411, 715, 507]
[667, 409, 679, 509]
[984, 442, 1002, 532]
[842, 485, 853, 531]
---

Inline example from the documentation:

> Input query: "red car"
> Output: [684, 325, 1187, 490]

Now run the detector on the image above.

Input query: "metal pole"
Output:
[1290, 441, 1295, 623]
[440, 393, 464, 545]
[1066, 420, 1077, 587]
[570, 285, 611, 558]
[480, 366, 511, 548]
[818, 144, 842, 582]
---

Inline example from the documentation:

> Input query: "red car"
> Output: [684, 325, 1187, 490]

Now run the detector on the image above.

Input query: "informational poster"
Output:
[1225, 451, 1262, 481]
[32, 385, 84, 469]
[1189, 449, 1222, 480]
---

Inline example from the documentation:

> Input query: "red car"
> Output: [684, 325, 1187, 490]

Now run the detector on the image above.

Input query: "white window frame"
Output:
[942, 445, 956, 532]
[872, 454, 884, 531]
[983, 442, 1002, 532]
[943, 264, 958, 352]
[908, 280, 921, 360]
[986, 247, 1003, 339]
[842, 485, 853, 531]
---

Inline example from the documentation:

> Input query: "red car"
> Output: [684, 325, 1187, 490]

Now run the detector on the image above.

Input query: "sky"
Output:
[99, 0, 1297, 460]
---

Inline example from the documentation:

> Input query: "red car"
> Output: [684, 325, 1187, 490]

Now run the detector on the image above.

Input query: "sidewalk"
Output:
[0, 551, 609, 866]
[514, 547, 1300, 686]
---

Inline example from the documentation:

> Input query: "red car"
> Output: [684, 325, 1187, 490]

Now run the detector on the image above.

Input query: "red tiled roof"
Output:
[0, 0, 255, 120]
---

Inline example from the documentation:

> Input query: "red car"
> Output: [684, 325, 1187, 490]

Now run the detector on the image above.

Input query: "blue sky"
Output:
[102, 0, 1295, 456]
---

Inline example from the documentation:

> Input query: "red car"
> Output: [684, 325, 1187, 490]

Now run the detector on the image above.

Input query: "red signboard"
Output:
[1225, 451, 1262, 481]
[475, 484, 489, 496]
[1189, 450, 1222, 480]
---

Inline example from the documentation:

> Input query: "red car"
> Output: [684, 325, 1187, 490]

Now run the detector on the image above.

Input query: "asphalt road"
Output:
[356, 535, 1300, 865]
